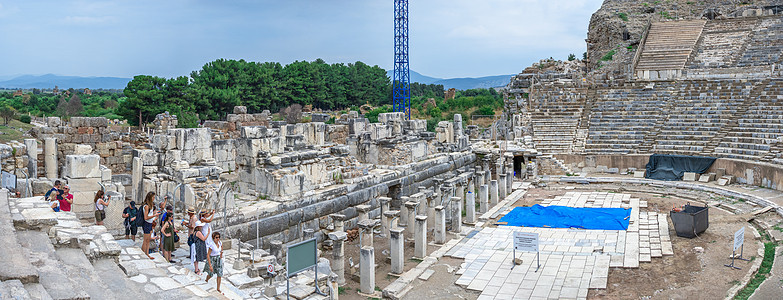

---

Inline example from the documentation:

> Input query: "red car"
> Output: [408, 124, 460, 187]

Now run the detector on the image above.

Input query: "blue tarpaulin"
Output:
[498, 205, 631, 230]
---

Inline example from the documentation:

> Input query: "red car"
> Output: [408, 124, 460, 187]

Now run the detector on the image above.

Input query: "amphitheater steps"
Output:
[636, 20, 707, 71]
[700, 86, 757, 156]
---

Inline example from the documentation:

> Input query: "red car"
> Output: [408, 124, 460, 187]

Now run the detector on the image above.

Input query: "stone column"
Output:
[399, 196, 411, 227]
[465, 191, 476, 224]
[24, 139, 37, 179]
[467, 176, 475, 195]
[360, 246, 375, 294]
[499, 173, 507, 200]
[476, 171, 485, 188]
[330, 214, 346, 232]
[507, 170, 514, 193]
[303, 228, 314, 240]
[390, 228, 404, 275]
[414, 215, 427, 258]
[456, 183, 465, 205]
[479, 184, 489, 213]
[450, 197, 462, 233]
[490, 180, 499, 207]
[404, 201, 417, 229]
[44, 137, 57, 179]
[131, 157, 142, 203]
[329, 231, 347, 284]
[426, 194, 436, 228]
[270, 240, 283, 264]
[358, 219, 375, 248]
[434, 206, 446, 244]
[379, 197, 391, 216]
[495, 160, 503, 180]
[356, 204, 371, 222]
[383, 210, 399, 236]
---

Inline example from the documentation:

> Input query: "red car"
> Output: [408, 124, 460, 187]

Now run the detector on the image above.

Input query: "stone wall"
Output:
[220, 151, 477, 249]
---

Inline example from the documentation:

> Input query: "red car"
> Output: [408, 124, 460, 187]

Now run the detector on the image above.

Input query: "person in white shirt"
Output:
[205, 231, 224, 294]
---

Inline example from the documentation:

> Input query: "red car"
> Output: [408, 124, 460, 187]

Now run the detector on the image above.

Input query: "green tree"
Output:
[0, 105, 17, 125]
[568, 53, 576, 61]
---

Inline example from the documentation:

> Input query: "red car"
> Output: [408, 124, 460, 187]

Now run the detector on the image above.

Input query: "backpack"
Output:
[135, 206, 146, 227]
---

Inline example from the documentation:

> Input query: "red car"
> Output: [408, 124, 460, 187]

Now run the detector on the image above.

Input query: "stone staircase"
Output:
[528, 79, 587, 154]
[585, 83, 671, 154]
[0, 191, 213, 300]
[714, 79, 783, 160]
[736, 17, 783, 67]
[687, 18, 758, 69]
[652, 80, 752, 155]
[636, 20, 707, 71]
[700, 80, 763, 156]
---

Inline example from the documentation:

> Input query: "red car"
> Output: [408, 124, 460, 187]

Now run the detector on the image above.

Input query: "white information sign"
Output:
[733, 227, 745, 252]
[513, 231, 539, 252]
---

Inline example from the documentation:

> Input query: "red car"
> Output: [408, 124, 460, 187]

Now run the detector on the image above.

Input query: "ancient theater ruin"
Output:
[3, 1, 783, 300]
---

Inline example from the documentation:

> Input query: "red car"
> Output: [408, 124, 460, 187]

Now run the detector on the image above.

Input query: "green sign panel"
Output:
[287, 238, 317, 276]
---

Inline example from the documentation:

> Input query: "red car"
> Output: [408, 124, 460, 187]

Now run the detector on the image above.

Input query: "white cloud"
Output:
[63, 15, 115, 25]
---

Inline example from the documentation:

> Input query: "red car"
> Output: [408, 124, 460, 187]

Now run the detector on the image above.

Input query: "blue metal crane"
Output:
[392, 0, 411, 120]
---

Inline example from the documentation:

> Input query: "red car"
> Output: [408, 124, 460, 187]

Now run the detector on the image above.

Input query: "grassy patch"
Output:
[338, 286, 347, 295]
[0, 119, 35, 144]
[409, 258, 423, 263]
[617, 12, 628, 21]
[734, 242, 777, 300]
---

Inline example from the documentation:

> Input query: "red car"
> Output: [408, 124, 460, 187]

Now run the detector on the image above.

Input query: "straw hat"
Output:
[187, 207, 195, 214]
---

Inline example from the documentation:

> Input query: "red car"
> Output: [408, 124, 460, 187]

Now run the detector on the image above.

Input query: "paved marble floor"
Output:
[447, 192, 673, 300]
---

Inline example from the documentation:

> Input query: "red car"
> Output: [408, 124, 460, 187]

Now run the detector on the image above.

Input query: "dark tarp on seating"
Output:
[498, 205, 631, 230]
[644, 154, 716, 181]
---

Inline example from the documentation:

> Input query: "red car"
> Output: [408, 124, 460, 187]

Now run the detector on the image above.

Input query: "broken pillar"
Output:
[404, 201, 418, 229]
[24, 139, 37, 179]
[330, 214, 346, 232]
[390, 227, 404, 275]
[465, 191, 476, 224]
[507, 170, 514, 193]
[414, 215, 427, 258]
[356, 204, 371, 222]
[379, 197, 391, 215]
[383, 210, 399, 236]
[434, 205, 446, 244]
[467, 174, 475, 195]
[131, 157, 142, 203]
[270, 240, 283, 264]
[476, 171, 485, 188]
[479, 184, 489, 213]
[450, 197, 462, 233]
[44, 137, 57, 179]
[360, 246, 375, 294]
[456, 183, 465, 205]
[399, 196, 411, 227]
[499, 173, 507, 200]
[303, 228, 314, 240]
[358, 219, 375, 248]
[490, 180, 499, 207]
[329, 231, 347, 284]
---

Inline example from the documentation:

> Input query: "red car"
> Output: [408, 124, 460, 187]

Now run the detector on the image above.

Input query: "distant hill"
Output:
[2, 71, 514, 91]
[386, 70, 513, 90]
[0, 74, 131, 90]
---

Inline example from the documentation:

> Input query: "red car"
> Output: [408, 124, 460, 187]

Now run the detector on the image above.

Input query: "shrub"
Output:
[19, 115, 31, 124]
[601, 50, 616, 61]
[617, 12, 628, 21]
[473, 106, 495, 117]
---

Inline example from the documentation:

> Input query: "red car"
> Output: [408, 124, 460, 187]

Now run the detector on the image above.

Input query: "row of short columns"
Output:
[328, 162, 515, 295]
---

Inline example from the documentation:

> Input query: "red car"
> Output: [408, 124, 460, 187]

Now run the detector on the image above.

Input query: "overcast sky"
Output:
[0, 0, 601, 79]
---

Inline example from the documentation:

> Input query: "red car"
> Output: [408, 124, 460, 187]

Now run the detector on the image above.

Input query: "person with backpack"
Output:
[45, 180, 63, 212]
[122, 201, 139, 241]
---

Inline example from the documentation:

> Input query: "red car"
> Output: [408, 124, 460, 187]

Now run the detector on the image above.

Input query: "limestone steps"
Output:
[636, 20, 706, 71]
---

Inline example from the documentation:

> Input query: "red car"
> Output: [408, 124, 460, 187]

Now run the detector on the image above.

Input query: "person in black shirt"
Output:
[122, 201, 139, 241]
